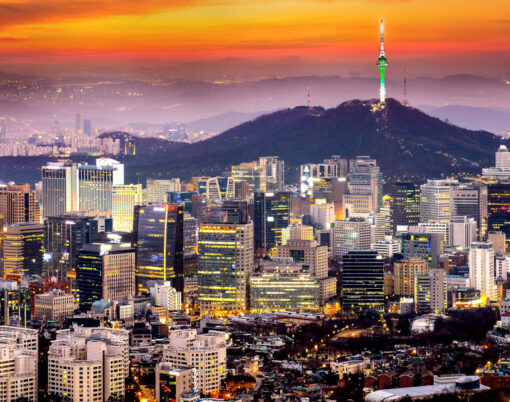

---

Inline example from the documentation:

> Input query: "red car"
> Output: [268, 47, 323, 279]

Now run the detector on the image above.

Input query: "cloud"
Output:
[0, 0, 220, 28]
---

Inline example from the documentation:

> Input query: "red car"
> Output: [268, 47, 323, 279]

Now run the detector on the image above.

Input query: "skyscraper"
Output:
[196, 176, 234, 200]
[44, 214, 99, 284]
[198, 203, 253, 315]
[83, 119, 92, 136]
[348, 156, 383, 212]
[112, 184, 142, 232]
[254, 191, 290, 252]
[488, 183, 510, 249]
[78, 163, 114, 212]
[399, 232, 444, 267]
[389, 182, 420, 232]
[469, 242, 496, 303]
[41, 161, 79, 218]
[0, 184, 38, 225]
[415, 268, 447, 314]
[331, 218, 372, 256]
[134, 204, 184, 293]
[419, 179, 458, 223]
[393, 258, 428, 297]
[146, 178, 181, 203]
[77, 242, 136, 310]
[342, 250, 385, 311]
[2, 223, 44, 278]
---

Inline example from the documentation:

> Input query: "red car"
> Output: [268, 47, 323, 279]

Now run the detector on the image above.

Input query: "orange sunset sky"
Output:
[0, 0, 509, 74]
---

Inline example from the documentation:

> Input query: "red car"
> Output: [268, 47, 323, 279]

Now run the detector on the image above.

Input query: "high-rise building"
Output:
[281, 223, 314, 245]
[231, 161, 266, 193]
[276, 239, 328, 279]
[389, 182, 420, 232]
[0, 183, 38, 225]
[83, 119, 92, 136]
[196, 176, 234, 201]
[198, 214, 253, 315]
[488, 183, 510, 249]
[35, 289, 76, 323]
[28, 276, 71, 315]
[44, 214, 99, 284]
[0, 281, 31, 327]
[48, 326, 129, 401]
[2, 223, 44, 278]
[449, 216, 477, 247]
[149, 281, 182, 312]
[134, 204, 184, 293]
[312, 177, 347, 219]
[162, 330, 226, 395]
[250, 258, 320, 313]
[310, 202, 335, 230]
[331, 218, 371, 256]
[77, 242, 135, 310]
[300, 158, 344, 198]
[254, 191, 290, 252]
[415, 268, 447, 314]
[399, 232, 444, 267]
[146, 178, 181, 203]
[74, 113, 81, 135]
[342, 250, 385, 311]
[488, 231, 506, 254]
[469, 242, 496, 302]
[483, 145, 510, 180]
[156, 362, 196, 402]
[394, 258, 429, 297]
[372, 236, 401, 258]
[258, 156, 285, 191]
[41, 161, 79, 218]
[419, 179, 458, 223]
[0, 119, 6, 140]
[451, 183, 487, 235]
[78, 163, 114, 212]
[348, 156, 383, 212]
[112, 184, 142, 232]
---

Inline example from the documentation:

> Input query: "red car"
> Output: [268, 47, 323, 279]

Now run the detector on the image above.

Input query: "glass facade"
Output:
[134, 204, 184, 293]
[76, 250, 103, 310]
[78, 165, 114, 212]
[488, 184, 510, 248]
[254, 192, 290, 251]
[389, 182, 420, 231]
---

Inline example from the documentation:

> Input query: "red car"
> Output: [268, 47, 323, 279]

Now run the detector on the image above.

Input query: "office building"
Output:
[488, 231, 506, 254]
[389, 182, 420, 232]
[483, 145, 510, 180]
[415, 268, 447, 314]
[0, 281, 31, 327]
[419, 179, 458, 223]
[281, 223, 314, 245]
[394, 258, 429, 297]
[342, 250, 384, 311]
[411, 222, 449, 245]
[48, 326, 129, 401]
[372, 236, 401, 258]
[41, 161, 79, 218]
[77, 242, 135, 310]
[0, 183, 38, 225]
[276, 239, 328, 279]
[399, 232, 444, 267]
[28, 276, 70, 315]
[331, 219, 371, 256]
[44, 214, 98, 283]
[250, 258, 320, 313]
[156, 362, 196, 402]
[488, 183, 510, 249]
[78, 163, 114, 212]
[35, 289, 76, 323]
[254, 191, 290, 252]
[196, 177, 234, 201]
[162, 330, 226, 395]
[2, 223, 44, 277]
[312, 177, 347, 219]
[343, 193, 374, 218]
[258, 156, 285, 192]
[310, 202, 335, 230]
[112, 184, 142, 232]
[231, 161, 266, 193]
[449, 216, 477, 247]
[348, 156, 383, 212]
[198, 215, 253, 315]
[134, 204, 184, 293]
[468, 242, 496, 302]
[146, 178, 181, 203]
[300, 157, 346, 198]
[149, 281, 182, 312]
[451, 183, 487, 235]
[183, 214, 198, 255]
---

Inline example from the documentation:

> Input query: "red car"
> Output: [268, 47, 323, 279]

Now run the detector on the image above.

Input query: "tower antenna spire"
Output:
[403, 67, 410, 106]
[307, 86, 311, 109]
[377, 19, 388, 103]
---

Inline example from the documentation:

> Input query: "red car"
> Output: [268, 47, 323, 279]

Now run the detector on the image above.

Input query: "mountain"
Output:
[419, 105, 510, 136]
[124, 98, 503, 182]
[0, 99, 503, 184]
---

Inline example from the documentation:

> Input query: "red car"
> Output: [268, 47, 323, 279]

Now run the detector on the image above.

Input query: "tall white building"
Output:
[96, 157, 124, 185]
[310, 202, 335, 230]
[419, 179, 458, 223]
[415, 268, 447, 314]
[112, 184, 143, 232]
[162, 330, 226, 395]
[449, 216, 477, 247]
[469, 242, 496, 302]
[146, 178, 181, 203]
[331, 219, 372, 256]
[149, 281, 182, 312]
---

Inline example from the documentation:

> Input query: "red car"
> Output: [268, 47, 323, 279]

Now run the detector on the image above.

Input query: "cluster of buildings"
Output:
[0, 145, 508, 400]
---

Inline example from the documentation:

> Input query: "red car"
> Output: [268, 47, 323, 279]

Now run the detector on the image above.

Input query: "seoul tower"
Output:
[377, 19, 388, 103]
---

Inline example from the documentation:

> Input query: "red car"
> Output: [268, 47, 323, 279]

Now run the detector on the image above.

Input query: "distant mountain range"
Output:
[0, 98, 505, 185]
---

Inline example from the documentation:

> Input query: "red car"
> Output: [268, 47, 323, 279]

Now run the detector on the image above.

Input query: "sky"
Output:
[0, 0, 509, 77]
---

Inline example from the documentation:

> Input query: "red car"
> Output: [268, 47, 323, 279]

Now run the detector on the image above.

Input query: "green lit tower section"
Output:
[377, 19, 388, 103]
